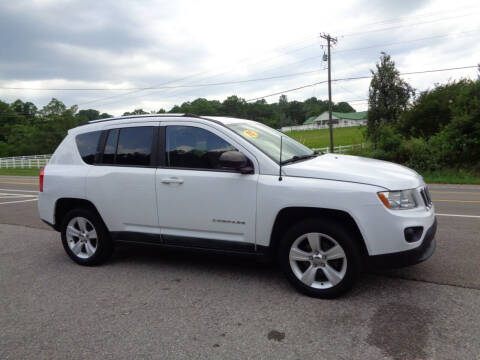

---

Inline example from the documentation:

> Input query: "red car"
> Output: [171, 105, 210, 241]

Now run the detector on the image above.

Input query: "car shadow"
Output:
[108, 242, 401, 300]
[111, 242, 280, 278]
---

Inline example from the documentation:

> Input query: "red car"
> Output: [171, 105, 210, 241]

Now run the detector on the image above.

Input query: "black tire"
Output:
[60, 208, 113, 266]
[278, 218, 362, 298]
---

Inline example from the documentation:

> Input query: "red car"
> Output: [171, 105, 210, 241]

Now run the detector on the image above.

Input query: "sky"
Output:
[0, 0, 479, 116]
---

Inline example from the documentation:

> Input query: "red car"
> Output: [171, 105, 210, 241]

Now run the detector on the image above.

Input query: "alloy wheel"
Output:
[66, 216, 98, 259]
[289, 232, 347, 289]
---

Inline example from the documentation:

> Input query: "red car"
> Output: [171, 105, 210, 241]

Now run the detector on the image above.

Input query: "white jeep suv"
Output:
[38, 114, 436, 298]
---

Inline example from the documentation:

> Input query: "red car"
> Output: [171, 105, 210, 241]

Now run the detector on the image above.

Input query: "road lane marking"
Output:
[0, 195, 35, 199]
[433, 199, 480, 203]
[0, 192, 37, 199]
[430, 191, 480, 195]
[0, 198, 38, 205]
[0, 181, 37, 185]
[437, 213, 480, 218]
[0, 188, 39, 193]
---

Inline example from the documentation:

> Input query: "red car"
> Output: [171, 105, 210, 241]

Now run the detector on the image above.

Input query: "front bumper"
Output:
[368, 217, 437, 268]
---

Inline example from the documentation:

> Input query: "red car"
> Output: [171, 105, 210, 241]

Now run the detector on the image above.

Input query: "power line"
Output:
[0, 64, 475, 118]
[76, 36, 320, 107]
[331, 5, 480, 35]
[333, 28, 480, 54]
[0, 69, 325, 91]
[75, 8, 480, 108]
[37, 29, 472, 95]
[3, 5, 477, 110]
[246, 65, 478, 102]
[339, 11, 480, 37]
[99, 41, 321, 107]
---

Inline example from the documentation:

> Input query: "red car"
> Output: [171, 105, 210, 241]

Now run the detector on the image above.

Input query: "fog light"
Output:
[404, 227, 423, 243]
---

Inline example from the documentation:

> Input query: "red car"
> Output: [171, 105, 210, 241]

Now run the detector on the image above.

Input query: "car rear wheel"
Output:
[60, 208, 113, 265]
[278, 218, 362, 298]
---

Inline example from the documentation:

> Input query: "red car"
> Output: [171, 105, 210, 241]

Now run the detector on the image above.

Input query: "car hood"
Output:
[283, 153, 424, 190]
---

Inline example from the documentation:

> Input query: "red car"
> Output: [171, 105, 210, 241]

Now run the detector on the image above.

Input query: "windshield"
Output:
[226, 121, 315, 164]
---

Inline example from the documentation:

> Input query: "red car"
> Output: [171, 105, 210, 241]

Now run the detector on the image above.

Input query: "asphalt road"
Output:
[1, 176, 479, 359]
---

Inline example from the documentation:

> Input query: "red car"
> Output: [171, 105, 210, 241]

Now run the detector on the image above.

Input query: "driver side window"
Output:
[165, 125, 236, 170]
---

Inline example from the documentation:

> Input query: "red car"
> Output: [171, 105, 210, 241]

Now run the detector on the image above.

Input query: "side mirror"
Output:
[219, 151, 254, 174]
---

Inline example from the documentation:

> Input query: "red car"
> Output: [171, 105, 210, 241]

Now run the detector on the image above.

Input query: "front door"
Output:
[155, 122, 258, 251]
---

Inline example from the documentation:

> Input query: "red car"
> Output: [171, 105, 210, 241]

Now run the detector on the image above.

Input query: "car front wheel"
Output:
[278, 218, 362, 298]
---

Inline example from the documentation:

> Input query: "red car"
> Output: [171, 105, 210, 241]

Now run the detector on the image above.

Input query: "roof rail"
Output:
[87, 113, 200, 124]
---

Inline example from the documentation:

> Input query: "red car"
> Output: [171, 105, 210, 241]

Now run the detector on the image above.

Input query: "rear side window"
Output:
[116, 127, 153, 166]
[75, 131, 101, 164]
[100, 127, 154, 166]
[165, 126, 236, 170]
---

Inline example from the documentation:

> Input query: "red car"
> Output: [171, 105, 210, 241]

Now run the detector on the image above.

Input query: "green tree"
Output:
[367, 53, 414, 146]
[77, 109, 113, 122]
[99, 112, 113, 119]
[431, 79, 480, 166]
[399, 80, 467, 139]
[333, 101, 355, 113]
[302, 97, 327, 119]
[285, 101, 305, 125]
[123, 109, 148, 116]
[222, 96, 247, 118]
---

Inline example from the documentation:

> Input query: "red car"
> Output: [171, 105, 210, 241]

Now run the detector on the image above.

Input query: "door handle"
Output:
[161, 177, 184, 185]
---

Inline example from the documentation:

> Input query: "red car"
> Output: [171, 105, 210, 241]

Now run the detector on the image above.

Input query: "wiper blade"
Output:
[281, 154, 317, 165]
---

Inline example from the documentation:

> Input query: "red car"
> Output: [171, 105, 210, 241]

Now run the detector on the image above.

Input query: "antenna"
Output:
[278, 136, 283, 181]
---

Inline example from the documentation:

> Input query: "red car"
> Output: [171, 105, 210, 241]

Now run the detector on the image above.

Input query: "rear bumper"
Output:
[368, 217, 437, 268]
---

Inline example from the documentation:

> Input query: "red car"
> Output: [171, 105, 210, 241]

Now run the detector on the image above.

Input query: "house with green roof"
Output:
[303, 116, 317, 125]
[281, 111, 367, 132]
[308, 111, 367, 127]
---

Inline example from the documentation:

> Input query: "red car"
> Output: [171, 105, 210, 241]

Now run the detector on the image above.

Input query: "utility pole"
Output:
[320, 33, 337, 153]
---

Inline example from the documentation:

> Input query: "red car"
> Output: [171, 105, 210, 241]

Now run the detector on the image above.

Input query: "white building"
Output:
[281, 111, 367, 132]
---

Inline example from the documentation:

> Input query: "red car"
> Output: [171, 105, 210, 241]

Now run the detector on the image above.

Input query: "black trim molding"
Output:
[110, 231, 267, 255]
[162, 234, 256, 252]
[111, 231, 160, 244]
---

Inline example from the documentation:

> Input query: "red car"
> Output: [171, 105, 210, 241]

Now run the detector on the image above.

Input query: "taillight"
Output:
[39, 167, 44, 192]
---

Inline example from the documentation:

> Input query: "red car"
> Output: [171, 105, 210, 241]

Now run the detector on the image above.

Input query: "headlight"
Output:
[377, 190, 417, 210]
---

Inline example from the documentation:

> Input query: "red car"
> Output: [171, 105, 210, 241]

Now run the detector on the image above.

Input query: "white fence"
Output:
[281, 123, 365, 132]
[313, 143, 367, 154]
[0, 154, 51, 169]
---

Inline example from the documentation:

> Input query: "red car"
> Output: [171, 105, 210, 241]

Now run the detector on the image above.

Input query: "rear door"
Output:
[155, 121, 259, 250]
[86, 122, 159, 239]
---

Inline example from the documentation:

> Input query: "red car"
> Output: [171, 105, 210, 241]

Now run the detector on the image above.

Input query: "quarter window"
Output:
[75, 131, 101, 165]
[116, 127, 153, 166]
[165, 126, 236, 170]
[100, 127, 154, 166]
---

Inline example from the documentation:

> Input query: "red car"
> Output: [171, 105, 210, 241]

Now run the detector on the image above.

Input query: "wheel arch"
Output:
[54, 198, 107, 232]
[269, 207, 369, 258]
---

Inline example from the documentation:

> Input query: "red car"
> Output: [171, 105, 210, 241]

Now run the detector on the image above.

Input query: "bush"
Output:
[401, 138, 438, 172]
[398, 80, 470, 139]
[0, 141, 10, 157]
[356, 79, 480, 175]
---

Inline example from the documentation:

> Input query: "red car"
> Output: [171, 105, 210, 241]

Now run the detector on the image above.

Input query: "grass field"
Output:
[285, 126, 365, 149]
[422, 169, 480, 185]
[0, 168, 41, 176]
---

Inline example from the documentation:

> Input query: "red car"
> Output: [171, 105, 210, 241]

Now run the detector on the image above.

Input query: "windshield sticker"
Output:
[242, 129, 259, 138]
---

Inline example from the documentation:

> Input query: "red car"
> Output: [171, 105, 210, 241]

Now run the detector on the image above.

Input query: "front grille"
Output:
[420, 186, 433, 208]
